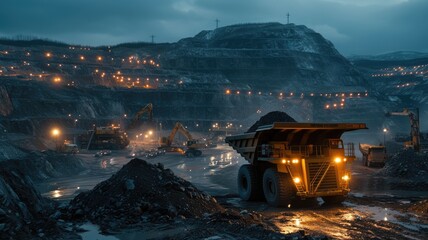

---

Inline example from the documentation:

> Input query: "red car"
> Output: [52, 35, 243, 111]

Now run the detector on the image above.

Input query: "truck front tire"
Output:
[237, 164, 263, 201]
[262, 168, 295, 207]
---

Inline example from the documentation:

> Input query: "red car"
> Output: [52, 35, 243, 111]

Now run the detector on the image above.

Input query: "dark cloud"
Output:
[0, 0, 427, 55]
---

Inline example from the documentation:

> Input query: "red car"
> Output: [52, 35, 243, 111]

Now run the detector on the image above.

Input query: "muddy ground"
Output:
[35, 144, 428, 239]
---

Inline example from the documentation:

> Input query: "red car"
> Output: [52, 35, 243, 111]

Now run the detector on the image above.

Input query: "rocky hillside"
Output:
[0, 22, 388, 137]
[161, 22, 365, 90]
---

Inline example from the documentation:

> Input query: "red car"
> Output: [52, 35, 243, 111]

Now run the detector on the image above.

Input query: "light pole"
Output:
[51, 128, 61, 151]
[383, 128, 388, 146]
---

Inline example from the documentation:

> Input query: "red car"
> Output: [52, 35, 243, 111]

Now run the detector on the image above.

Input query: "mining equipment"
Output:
[359, 143, 387, 167]
[386, 108, 420, 152]
[57, 140, 79, 154]
[159, 122, 203, 157]
[78, 125, 129, 150]
[127, 103, 153, 130]
[225, 122, 366, 207]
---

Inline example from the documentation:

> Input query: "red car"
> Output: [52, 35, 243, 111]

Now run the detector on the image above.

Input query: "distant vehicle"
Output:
[387, 108, 420, 152]
[359, 143, 387, 167]
[226, 122, 366, 207]
[94, 150, 112, 157]
[59, 143, 79, 154]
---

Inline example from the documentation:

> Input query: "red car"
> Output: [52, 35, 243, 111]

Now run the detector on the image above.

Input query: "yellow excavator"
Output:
[159, 122, 203, 157]
[127, 103, 153, 130]
[387, 108, 420, 152]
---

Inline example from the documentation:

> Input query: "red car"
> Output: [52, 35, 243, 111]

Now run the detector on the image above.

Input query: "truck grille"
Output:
[308, 162, 338, 191]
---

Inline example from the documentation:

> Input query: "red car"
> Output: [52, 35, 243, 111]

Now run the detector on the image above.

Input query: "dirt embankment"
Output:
[0, 150, 85, 181]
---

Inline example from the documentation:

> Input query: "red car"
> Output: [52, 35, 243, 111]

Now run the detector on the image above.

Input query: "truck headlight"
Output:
[334, 157, 341, 163]
[292, 159, 299, 164]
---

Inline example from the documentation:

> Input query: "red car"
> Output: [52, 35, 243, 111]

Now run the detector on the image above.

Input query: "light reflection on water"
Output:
[52, 189, 62, 198]
[208, 152, 241, 169]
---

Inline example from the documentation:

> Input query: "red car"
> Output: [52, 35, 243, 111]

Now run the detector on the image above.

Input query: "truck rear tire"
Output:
[262, 168, 295, 207]
[237, 164, 263, 201]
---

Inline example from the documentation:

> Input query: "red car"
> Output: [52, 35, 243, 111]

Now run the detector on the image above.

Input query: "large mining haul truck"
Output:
[225, 122, 367, 207]
[359, 143, 387, 167]
[78, 126, 130, 150]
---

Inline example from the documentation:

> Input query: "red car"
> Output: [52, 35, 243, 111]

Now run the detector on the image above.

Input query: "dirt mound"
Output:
[247, 111, 296, 132]
[378, 150, 428, 189]
[68, 158, 223, 230]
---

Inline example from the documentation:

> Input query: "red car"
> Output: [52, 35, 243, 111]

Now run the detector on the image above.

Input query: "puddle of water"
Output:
[344, 202, 428, 232]
[79, 223, 119, 240]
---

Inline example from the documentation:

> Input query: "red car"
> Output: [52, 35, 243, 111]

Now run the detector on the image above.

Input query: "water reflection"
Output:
[208, 152, 241, 168]
[51, 189, 62, 198]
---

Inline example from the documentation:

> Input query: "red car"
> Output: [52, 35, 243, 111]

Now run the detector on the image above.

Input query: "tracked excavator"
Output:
[127, 103, 153, 130]
[387, 108, 420, 152]
[159, 122, 203, 157]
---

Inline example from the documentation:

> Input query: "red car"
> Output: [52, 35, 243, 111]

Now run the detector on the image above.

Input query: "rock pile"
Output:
[247, 111, 296, 132]
[378, 149, 428, 189]
[67, 158, 223, 230]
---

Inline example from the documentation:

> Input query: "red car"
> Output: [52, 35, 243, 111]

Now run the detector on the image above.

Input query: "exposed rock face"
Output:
[0, 86, 13, 116]
[0, 168, 54, 238]
[162, 22, 365, 90]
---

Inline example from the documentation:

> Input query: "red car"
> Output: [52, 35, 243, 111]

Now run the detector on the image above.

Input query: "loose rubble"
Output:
[378, 149, 428, 190]
[246, 111, 296, 133]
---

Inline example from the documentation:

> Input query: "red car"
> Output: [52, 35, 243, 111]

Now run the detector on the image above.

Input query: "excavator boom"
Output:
[127, 103, 153, 130]
[159, 122, 202, 157]
[166, 122, 193, 145]
[387, 108, 420, 152]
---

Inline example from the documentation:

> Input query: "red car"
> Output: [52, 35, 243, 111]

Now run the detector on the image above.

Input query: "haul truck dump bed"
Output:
[225, 122, 367, 207]
[359, 143, 387, 167]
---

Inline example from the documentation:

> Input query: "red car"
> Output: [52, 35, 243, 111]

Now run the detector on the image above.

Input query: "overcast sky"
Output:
[0, 0, 427, 55]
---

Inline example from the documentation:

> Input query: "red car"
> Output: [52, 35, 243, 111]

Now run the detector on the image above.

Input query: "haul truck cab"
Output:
[225, 122, 367, 207]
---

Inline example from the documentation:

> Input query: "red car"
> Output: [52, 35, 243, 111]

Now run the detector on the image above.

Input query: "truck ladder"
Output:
[310, 161, 331, 193]
[286, 165, 306, 195]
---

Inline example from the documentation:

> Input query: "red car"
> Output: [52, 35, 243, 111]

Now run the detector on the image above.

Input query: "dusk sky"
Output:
[1, 0, 427, 55]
